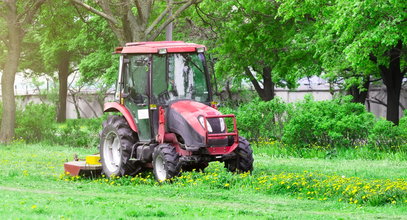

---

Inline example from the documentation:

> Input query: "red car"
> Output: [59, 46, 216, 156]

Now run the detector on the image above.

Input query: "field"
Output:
[0, 143, 406, 219]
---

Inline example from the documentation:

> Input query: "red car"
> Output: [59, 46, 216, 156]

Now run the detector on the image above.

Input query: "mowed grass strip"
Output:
[0, 143, 406, 219]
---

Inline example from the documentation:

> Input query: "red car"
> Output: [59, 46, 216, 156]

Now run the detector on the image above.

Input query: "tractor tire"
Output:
[225, 136, 254, 173]
[99, 115, 140, 177]
[152, 143, 181, 182]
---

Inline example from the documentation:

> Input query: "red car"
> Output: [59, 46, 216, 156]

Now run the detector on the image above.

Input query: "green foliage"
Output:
[196, 0, 311, 97]
[277, 0, 406, 92]
[283, 95, 375, 148]
[368, 119, 407, 151]
[223, 96, 406, 152]
[0, 101, 104, 147]
[52, 117, 106, 148]
[221, 97, 292, 141]
[15, 103, 56, 143]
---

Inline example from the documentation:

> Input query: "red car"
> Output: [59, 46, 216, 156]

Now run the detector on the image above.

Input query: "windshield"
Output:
[154, 53, 210, 104]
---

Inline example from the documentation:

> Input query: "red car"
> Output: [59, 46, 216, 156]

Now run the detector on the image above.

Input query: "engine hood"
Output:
[166, 100, 227, 150]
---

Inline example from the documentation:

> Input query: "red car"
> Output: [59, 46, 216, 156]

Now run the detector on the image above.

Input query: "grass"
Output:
[0, 143, 406, 219]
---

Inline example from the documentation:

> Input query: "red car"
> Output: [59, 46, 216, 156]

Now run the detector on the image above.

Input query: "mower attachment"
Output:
[64, 155, 102, 177]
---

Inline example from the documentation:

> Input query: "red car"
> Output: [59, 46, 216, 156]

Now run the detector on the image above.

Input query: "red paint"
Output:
[117, 41, 206, 54]
[114, 47, 123, 54]
[207, 143, 238, 155]
[64, 162, 82, 176]
[204, 114, 238, 143]
[170, 100, 221, 137]
[104, 102, 138, 133]
[167, 101, 239, 156]
[64, 161, 102, 176]
[156, 106, 166, 143]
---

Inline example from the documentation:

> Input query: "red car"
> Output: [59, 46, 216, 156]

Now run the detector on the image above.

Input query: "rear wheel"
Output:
[100, 115, 140, 177]
[152, 144, 181, 182]
[225, 136, 254, 173]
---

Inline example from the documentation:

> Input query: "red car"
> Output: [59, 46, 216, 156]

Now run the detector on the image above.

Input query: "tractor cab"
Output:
[101, 41, 253, 181]
[113, 42, 211, 142]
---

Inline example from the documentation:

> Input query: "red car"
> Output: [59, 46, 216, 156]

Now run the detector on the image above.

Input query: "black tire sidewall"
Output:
[152, 144, 180, 181]
[100, 115, 138, 177]
[225, 136, 254, 173]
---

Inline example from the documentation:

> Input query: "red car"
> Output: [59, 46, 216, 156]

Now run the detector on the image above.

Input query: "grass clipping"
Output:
[59, 162, 407, 206]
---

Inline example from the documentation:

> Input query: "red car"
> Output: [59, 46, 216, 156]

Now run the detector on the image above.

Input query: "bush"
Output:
[368, 116, 407, 151]
[1, 101, 105, 147]
[220, 97, 291, 142]
[52, 116, 106, 148]
[15, 103, 56, 143]
[282, 95, 375, 149]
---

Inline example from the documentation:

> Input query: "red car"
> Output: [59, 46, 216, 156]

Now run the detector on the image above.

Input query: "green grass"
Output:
[0, 143, 406, 219]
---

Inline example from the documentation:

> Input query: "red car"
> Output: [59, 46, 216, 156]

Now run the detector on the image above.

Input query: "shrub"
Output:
[15, 103, 56, 143]
[282, 95, 375, 149]
[52, 116, 106, 148]
[368, 116, 407, 151]
[220, 97, 291, 142]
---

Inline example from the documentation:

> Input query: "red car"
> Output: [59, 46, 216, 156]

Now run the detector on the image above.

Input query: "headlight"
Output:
[198, 116, 213, 132]
[219, 118, 225, 132]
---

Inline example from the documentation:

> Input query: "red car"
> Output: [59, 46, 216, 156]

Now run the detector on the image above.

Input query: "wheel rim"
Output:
[154, 155, 166, 181]
[103, 131, 121, 174]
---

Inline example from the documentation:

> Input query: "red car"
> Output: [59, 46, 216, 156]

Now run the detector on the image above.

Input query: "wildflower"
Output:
[31, 205, 37, 209]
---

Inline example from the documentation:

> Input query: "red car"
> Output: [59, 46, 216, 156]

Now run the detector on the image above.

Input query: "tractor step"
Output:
[64, 155, 102, 177]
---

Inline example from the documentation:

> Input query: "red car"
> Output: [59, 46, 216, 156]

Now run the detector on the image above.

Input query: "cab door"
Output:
[123, 55, 152, 141]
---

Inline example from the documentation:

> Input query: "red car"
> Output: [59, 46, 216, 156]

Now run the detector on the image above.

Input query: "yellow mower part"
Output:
[86, 155, 101, 165]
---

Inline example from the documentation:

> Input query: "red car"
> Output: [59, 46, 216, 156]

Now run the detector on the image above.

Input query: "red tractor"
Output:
[100, 41, 253, 182]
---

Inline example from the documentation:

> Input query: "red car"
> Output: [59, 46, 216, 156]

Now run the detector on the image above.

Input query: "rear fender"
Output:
[104, 102, 138, 133]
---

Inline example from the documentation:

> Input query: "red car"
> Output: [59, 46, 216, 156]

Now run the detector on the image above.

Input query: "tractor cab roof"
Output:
[115, 41, 206, 54]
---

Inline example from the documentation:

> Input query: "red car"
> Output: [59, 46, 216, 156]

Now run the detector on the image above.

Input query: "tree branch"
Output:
[134, 0, 145, 22]
[148, 0, 200, 40]
[72, 3, 89, 24]
[145, 5, 171, 36]
[69, 0, 118, 25]
[21, 0, 46, 25]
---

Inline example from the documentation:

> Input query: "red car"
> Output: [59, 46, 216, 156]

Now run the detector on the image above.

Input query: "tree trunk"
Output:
[380, 41, 403, 125]
[0, 42, 21, 143]
[348, 77, 370, 104]
[262, 67, 275, 101]
[56, 52, 71, 123]
[244, 66, 275, 101]
[0, 3, 22, 143]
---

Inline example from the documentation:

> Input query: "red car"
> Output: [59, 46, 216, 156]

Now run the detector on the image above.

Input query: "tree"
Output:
[278, 0, 406, 124]
[195, 0, 315, 101]
[69, 0, 201, 44]
[0, 0, 46, 143]
[36, 1, 91, 122]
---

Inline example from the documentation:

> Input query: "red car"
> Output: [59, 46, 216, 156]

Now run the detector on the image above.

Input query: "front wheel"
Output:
[225, 136, 254, 173]
[152, 144, 181, 182]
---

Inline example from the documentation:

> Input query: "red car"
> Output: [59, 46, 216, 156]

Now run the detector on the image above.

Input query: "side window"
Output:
[152, 55, 167, 99]
[125, 55, 149, 103]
